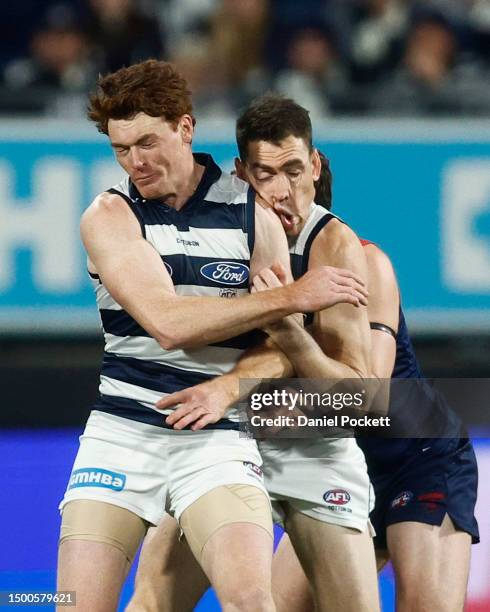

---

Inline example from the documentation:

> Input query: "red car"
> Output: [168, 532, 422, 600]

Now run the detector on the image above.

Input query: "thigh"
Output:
[58, 540, 129, 612]
[58, 500, 147, 611]
[285, 509, 380, 612]
[388, 515, 471, 612]
[200, 521, 274, 610]
[181, 485, 274, 610]
[128, 516, 209, 612]
[272, 533, 314, 612]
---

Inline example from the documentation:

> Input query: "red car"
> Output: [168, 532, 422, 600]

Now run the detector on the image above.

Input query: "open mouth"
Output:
[279, 212, 299, 231]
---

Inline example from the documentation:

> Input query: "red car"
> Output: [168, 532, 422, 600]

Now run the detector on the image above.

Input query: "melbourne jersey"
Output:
[90, 153, 257, 429]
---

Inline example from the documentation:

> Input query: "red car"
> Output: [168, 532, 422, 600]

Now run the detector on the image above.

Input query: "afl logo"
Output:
[323, 489, 351, 505]
[200, 262, 249, 286]
[163, 261, 173, 277]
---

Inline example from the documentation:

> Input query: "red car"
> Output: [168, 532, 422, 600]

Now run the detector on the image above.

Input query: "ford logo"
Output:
[200, 261, 249, 286]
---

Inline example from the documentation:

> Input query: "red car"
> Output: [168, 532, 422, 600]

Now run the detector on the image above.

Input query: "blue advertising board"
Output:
[0, 119, 489, 333]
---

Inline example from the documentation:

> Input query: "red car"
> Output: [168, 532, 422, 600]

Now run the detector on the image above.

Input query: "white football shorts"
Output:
[59, 410, 267, 524]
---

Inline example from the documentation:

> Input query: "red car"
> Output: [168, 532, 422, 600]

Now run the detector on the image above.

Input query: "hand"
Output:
[252, 263, 303, 332]
[157, 377, 237, 431]
[289, 266, 368, 312]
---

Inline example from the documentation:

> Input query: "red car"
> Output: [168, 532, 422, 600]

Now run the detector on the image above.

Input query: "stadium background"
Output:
[0, 1, 489, 610]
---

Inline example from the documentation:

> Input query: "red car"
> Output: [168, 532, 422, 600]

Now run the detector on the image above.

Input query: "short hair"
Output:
[236, 94, 313, 161]
[88, 59, 195, 135]
[314, 151, 332, 210]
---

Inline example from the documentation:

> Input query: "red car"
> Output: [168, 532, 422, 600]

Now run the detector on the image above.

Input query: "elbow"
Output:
[155, 329, 186, 351]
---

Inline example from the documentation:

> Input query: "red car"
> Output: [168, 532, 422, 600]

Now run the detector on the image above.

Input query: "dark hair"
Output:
[236, 94, 313, 161]
[88, 59, 195, 134]
[314, 150, 332, 210]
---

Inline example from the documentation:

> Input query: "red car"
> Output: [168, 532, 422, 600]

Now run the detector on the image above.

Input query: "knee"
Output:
[221, 586, 275, 612]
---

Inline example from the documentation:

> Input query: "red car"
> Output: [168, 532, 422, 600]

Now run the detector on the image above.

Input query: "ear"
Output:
[235, 157, 247, 180]
[179, 114, 194, 144]
[311, 148, 321, 181]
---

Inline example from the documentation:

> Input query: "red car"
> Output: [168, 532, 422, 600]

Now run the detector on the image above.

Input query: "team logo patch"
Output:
[200, 262, 249, 286]
[323, 489, 351, 505]
[219, 288, 238, 298]
[391, 490, 413, 509]
[164, 261, 173, 277]
[68, 468, 126, 491]
[243, 461, 263, 479]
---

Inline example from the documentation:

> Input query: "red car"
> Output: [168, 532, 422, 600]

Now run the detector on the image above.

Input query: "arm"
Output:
[264, 220, 372, 380]
[82, 193, 366, 350]
[162, 220, 371, 430]
[161, 203, 296, 430]
[364, 243, 399, 378]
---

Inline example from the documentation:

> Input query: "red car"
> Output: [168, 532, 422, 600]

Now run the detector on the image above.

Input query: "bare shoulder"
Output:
[310, 218, 365, 267]
[81, 191, 139, 240]
[363, 243, 397, 286]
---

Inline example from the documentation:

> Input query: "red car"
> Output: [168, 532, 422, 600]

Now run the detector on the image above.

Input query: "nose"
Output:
[129, 148, 146, 170]
[270, 175, 290, 206]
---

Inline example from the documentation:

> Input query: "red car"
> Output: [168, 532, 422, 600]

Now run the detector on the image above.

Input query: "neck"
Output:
[164, 157, 205, 210]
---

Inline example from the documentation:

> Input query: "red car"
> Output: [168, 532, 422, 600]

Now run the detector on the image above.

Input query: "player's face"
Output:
[237, 136, 321, 237]
[108, 113, 194, 201]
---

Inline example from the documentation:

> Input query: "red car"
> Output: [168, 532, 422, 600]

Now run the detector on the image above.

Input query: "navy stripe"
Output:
[94, 394, 240, 430]
[246, 186, 255, 255]
[101, 309, 149, 337]
[290, 254, 304, 282]
[296, 213, 336, 326]
[102, 352, 214, 390]
[107, 188, 147, 239]
[301, 213, 336, 277]
[210, 329, 266, 350]
[101, 309, 261, 350]
[135, 201, 249, 231]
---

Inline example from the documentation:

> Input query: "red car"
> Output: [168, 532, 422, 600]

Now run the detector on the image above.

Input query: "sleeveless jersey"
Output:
[90, 153, 257, 429]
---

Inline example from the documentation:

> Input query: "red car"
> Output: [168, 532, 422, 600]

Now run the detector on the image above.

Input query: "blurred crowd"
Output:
[1, 0, 490, 119]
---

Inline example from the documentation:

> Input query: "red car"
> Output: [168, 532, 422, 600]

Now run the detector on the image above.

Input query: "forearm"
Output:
[269, 319, 368, 380]
[150, 288, 299, 350]
[213, 339, 294, 406]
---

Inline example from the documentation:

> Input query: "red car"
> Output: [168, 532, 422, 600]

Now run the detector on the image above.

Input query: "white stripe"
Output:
[100, 375, 169, 412]
[94, 282, 122, 310]
[104, 334, 244, 375]
[110, 177, 130, 197]
[99, 376, 241, 423]
[174, 285, 249, 297]
[206, 174, 249, 204]
[291, 203, 326, 255]
[145, 225, 249, 259]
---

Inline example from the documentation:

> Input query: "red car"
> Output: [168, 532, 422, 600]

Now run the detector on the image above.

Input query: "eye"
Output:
[255, 171, 273, 182]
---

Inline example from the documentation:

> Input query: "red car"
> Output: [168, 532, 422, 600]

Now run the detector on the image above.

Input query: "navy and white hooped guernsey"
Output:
[90, 153, 257, 429]
[293, 203, 463, 459]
